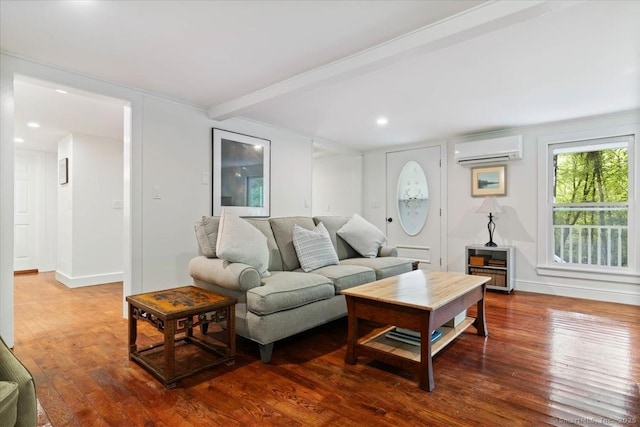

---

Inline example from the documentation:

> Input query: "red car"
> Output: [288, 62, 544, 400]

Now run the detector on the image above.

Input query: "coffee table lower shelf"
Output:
[358, 316, 476, 361]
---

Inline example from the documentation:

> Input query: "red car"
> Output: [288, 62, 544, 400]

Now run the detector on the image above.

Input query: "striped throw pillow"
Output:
[292, 222, 339, 272]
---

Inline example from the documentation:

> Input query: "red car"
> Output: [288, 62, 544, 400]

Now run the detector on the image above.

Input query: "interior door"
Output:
[14, 151, 39, 272]
[386, 146, 441, 270]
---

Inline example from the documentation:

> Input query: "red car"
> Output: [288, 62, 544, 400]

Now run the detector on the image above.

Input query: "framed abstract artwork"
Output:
[212, 128, 271, 217]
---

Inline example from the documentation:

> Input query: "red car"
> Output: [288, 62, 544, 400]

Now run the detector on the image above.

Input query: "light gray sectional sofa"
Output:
[188, 215, 415, 363]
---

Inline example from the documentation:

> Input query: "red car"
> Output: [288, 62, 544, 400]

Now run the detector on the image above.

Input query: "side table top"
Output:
[126, 286, 236, 318]
[341, 270, 489, 311]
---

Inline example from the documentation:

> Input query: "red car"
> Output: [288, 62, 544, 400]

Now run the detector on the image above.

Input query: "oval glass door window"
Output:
[396, 161, 429, 236]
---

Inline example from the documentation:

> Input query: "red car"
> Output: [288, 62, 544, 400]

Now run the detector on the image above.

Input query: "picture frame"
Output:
[212, 128, 271, 217]
[471, 165, 506, 197]
[58, 158, 69, 185]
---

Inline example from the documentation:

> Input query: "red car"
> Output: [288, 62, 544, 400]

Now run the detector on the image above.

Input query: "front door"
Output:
[386, 146, 441, 270]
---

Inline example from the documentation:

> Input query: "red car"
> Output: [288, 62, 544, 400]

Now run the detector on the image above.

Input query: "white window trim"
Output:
[537, 124, 640, 284]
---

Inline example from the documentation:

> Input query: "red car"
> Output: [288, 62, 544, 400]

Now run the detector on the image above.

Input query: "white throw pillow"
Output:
[337, 213, 387, 258]
[194, 216, 219, 258]
[216, 210, 270, 277]
[292, 222, 339, 272]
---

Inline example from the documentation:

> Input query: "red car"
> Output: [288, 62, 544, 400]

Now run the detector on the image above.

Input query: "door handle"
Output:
[387, 218, 393, 223]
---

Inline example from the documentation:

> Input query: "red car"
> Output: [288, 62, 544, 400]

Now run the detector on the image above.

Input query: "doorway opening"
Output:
[13, 75, 128, 288]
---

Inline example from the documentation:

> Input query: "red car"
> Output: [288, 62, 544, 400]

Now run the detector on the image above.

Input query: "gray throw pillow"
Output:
[292, 222, 339, 272]
[216, 210, 270, 277]
[337, 213, 387, 258]
[194, 216, 219, 258]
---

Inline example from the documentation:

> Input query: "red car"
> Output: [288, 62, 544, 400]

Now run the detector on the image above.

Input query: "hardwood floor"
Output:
[12, 272, 640, 426]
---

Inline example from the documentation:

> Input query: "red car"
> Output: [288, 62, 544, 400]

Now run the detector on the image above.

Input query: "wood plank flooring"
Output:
[12, 272, 640, 426]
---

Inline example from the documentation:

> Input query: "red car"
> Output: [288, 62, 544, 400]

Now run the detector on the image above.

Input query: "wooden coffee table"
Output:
[342, 270, 489, 391]
[126, 286, 236, 388]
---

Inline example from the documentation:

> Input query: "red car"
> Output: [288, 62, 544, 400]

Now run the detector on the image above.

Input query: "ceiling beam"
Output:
[312, 137, 363, 158]
[208, 0, 580, 121]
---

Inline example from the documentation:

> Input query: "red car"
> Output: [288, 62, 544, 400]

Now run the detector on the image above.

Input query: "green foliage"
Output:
[554, 148, 628, 204]
[248, 177, 264, 207]
[552, 146, 629, 267]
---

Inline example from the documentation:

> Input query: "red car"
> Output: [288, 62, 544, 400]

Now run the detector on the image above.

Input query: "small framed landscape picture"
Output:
[471, 165, 506, 197]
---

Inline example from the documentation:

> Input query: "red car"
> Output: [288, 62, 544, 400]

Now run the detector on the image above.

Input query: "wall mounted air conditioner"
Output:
[454, 135, 523, 166]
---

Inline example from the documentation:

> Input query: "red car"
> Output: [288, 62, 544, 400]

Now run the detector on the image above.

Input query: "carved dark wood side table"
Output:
[126, 286, 236, 388]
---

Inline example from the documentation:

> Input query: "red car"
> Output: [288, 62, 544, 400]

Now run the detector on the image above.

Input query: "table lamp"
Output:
[476, 196, 502, 247]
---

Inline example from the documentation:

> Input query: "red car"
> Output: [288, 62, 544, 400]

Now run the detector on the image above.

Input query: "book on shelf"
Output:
[385, 328, 442, 346]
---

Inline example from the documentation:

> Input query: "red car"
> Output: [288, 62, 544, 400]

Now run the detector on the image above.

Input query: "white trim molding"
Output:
[537, 264, 640, 285]
[55, 271, 123, 288]
[516, 279, 640, 306]
[536, 123, 640, 284]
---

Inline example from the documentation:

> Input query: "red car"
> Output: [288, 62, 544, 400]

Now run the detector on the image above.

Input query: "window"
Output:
[551, 137, 629, 268]
[538, 128, 638, 283]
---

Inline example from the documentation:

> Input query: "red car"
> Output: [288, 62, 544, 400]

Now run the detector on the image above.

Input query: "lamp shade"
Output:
[476, 196, 503, 214]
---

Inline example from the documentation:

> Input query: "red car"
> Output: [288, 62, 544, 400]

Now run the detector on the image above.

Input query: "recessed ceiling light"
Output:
[56, 89, 68, 94]
[27, 122, 40, 128]
[14, 138, 24, 143]
[376, 117, 388, 126]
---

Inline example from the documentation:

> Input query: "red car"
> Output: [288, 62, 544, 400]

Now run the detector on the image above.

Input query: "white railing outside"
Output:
[553, 203, 628, 268]
[553, 224, 628, 267]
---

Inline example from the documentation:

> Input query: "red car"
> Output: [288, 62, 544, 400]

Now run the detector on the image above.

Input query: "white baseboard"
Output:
[516, 279, 640, 306]
[37, 264, 56, 273]
[55, 271, 123, 288]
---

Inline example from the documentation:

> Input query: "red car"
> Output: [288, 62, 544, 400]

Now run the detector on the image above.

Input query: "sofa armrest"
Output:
[188, 256, 262, 291]
[0, 381, 18, 427]
[378, 246, 398, 257]
[0, 337, 37, 427]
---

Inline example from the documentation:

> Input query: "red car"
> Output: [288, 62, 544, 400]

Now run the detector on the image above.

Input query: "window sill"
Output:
[536, 264, 640, 285]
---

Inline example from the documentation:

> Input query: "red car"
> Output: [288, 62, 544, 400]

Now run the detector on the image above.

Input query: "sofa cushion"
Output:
[0, 381, 18, 427]
[246, 218, 283, 272]
[247, 271, 334, 315]
[216, 210, 270, 277]
[313, 216, 360, 260]
[292, 222, 339, 272]
[337, 213, 387, 258]
[269, 217, 317, 271]
[194, 216, 219, 257]
[340, 257, 414, 280]
[307, 264, 376, 293]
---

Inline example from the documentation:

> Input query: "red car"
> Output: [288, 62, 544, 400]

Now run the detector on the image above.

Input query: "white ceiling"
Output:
[13, 77, 125, 152]
[2, 0, 639, 153]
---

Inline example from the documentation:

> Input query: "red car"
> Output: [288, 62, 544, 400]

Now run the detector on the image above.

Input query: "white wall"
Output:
[56, 135, 72, 278]
[312, 154, 363, 216]
[42, 151, 58, 272]
[55, 133, 124, 287]
[0, 54, 16, 345]
[447, 111, 640, 305]
[138, 98, 313, 292]
[0, 54, 315, 345]
[362, 111, 639, 305]
[362, 150, 389, 232]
